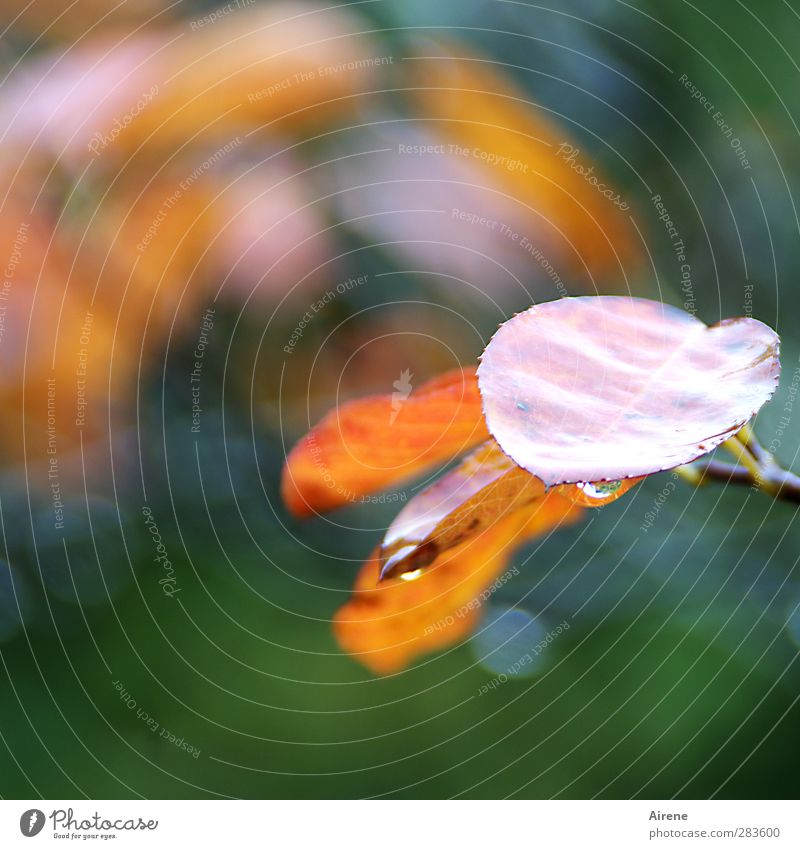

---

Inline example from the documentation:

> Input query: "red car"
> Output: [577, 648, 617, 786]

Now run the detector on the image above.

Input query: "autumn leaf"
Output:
[378, 437, 642, 581]
[334, 491, 583, 674]
[477, 296, 781, 485]
[378, 439, 545, 580]
[281, 367, 488, 516]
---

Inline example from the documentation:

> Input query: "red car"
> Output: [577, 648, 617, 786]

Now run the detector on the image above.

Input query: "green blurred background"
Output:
[0, 0, 799, 799]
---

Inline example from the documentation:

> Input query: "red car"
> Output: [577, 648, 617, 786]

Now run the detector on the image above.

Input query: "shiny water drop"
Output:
[575, 480, 623, 500]
[379, 541, 438, 582]
[399, 568, 424, 583]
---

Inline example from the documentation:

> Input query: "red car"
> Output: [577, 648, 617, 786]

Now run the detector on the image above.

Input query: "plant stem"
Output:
[735, 422, 773, 466]
[693, 458, 752, 486]
[720, 434, 763, 479]
[684, 427, 800, 505]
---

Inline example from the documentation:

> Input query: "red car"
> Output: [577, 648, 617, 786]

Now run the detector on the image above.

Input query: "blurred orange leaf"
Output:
[477, 296, 781, 485]
[410, 53, 642, 281]
[0, 3, 376, 165]
[281, 367, 488, 516]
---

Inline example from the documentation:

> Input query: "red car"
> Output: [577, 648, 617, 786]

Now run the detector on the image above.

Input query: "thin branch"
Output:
[693, 459, 752, 486]
[686, 430, 800, 505]
[735, 423, 774, 466]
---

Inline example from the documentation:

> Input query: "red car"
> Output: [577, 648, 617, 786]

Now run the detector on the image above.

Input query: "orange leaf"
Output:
[334, 491, 583, 674]
[477, 296, 781, 485]
[281, 367, 488, 516]
[379, 439, 545, 580]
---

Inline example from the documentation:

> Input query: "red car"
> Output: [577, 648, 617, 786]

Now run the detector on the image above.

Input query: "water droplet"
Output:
[379, 541, 438, 582]
[399, 568, 424, 582]
[575, 480, 623, 500]
[516, 401, 528, 412]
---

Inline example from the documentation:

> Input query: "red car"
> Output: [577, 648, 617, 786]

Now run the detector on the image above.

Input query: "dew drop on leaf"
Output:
[576, 480, 623, 500]
[379, 543, 437, 581]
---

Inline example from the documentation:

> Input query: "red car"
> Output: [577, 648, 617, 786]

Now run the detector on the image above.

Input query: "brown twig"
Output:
[688, 429, 800, 505]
